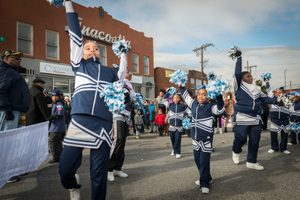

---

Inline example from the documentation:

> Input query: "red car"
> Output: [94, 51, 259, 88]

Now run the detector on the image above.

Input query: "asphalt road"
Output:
[1, 128, 300, 200]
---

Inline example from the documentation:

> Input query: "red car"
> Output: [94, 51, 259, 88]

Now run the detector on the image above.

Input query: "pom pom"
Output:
[295, 92, 300, 97]
[261, 72, 272, 81]
[132, 93, 145, 110]
[228, 46, 242, 60]
[182, 118, 191, 130]
[99, 81, 126, 114]
[169, 70, 188, 87]
[112, 64, 119, 69]
[112, 39, 128, 58]
[207, 71, 217, 81]
[46, 0, 64, 7]
[290, 122, 300, 134]
[167, 87, 177, 97]
[277, 94, 293, 108]
[206, 75, 229, 99]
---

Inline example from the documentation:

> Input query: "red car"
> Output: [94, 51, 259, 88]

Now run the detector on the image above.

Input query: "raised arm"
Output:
[211, 95, 225, 115]
[234, 57, 242, 92]
[65, 1, 83, 72]
[180, 86, 194, 108]
[266, 82, 275, 98]
[117, 53, 127, 83]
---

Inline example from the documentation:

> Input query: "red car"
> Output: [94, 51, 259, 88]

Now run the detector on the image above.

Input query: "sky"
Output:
[73, 0, 300, 89]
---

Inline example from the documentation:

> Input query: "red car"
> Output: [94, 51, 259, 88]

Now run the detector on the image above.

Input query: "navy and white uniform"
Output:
[289, 100, 300, 144]
[180, 86, 224, 189]
[232, 57, 275, 164]
[59, 2, 118, 200]
[162, 93, 191, 155]
[266, 82, 290, 152]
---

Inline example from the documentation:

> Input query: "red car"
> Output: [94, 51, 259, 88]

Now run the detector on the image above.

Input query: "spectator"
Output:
[134, 109, 144, 139]
[43, 89, 52, 114]
[224, 91, 236, 132]
[154, 108, 166, 136]
[0, 49, 30, 183]
[26, 78, 51, 126]
[156, 89, 166, 114]
[64, 96, 71, 131]
[148, 100, 155, 133]
[143, 100, 150, 130]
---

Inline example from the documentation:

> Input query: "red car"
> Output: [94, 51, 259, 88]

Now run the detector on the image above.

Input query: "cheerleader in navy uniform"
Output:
[58, 1, 119, 200]
[288, 92, 300, 145]
[179, 85, 224, 194]
[266, 82, 291, 154]
[163, 89, 191, 159]
[230, 48, 281, 170]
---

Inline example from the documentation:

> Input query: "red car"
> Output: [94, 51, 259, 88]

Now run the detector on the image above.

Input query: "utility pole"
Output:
[193, 43, 213, 84]
[244, 61, 257, 73]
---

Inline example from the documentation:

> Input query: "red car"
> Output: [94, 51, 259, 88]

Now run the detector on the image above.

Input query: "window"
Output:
[190, 78, 195, 89]
[143, 56, 149, 75]
[46, 30, 59, 59]
[133, 53, 139, 73]
[99, 44, 106, 65]
[146, 88, 151, 99]
[134, 85, 141, 94]
[54, 78, 69, 93]
[17, 22, 33, 55]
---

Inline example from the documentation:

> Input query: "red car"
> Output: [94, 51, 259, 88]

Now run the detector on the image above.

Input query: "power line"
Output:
[206, 50, 232, 67]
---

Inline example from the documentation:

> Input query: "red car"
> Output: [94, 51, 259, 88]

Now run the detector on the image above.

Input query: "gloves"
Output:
[5, 111, 15, 121]
[166, 88, 170, 93]
[47, 115, 64, 121]
[216, 94, 223, 100]
[275, 100, 284, 107]
[209, 74, 215, 80]
[235, 51, 242, 57]
[119, 45, 126, 53]
[263, 78, 269, 82]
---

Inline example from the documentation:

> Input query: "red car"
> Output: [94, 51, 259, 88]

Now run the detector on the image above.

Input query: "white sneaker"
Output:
[176, 154, 181, 159]
[171, 150, 175, 156]
[69, 174, 80, 200]
[201, 187, 209, 193]
[287, 143, 295, 146]
[195, 179, 213, 186]
[246, 162, 264, 170]
[232, 151, 240, 164]
[113, 170, 128, 178]
[107, 172, 115, 181]
[219, 128, 223, 134]
[214, 129, 217, 134]
[268, 149, 275, 154]
[283, 150, 291, 155]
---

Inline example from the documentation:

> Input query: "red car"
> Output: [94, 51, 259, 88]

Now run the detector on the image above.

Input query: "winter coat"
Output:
[154, 110, 166, 126]
[134, 114, 144, 125]
[0, 61, 30, 112]
[26, 84, 51, 126]
[225, 99, 235, 116]
[49, 100, 65, 132]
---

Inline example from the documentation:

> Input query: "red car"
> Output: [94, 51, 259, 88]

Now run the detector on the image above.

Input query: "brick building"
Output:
[0, 0, 154, 99]
[154, 67, 208, 98]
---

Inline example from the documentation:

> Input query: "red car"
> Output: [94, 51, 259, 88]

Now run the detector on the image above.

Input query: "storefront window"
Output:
[70, 79, 75, 98]
[146, 88, 151, 99]
[134, 85, 141, 94]
[54, 78, 69, 94]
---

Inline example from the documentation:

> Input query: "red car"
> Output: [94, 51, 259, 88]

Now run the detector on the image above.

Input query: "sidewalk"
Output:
[1, 128, 299, 200]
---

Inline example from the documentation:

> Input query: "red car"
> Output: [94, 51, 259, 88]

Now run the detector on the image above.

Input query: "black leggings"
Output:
[214, 116, 222, 128]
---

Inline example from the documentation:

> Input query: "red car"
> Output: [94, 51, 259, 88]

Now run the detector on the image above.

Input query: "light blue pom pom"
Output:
[261, 72, 272, 80]
[113, 64, 120, 69]
[169, 70, 188, 87]
[99, 81, 126, 114]
[46, 0, 64, 7]
[291, 122, 300, 134]
[112, 39, 128, 58]
[206, 77, 229, 99]
[182, 118, 191, 130]
[207, 71, 217, 81]
[228, 46, 241, 61]
[133, 93, 145, 110]
[167, 87, 177, 97]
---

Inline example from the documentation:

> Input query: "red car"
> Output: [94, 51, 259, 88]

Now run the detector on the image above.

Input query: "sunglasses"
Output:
[10, 56, 21, 61]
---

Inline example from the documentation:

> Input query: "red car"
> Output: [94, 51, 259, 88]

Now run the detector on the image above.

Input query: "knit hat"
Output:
[51, 89, 61, 98]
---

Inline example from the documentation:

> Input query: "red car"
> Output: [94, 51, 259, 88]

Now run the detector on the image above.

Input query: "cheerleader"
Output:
[180, 85, 224, 193]
[59, 1, 119, 200]
[231, 50, 281, 170]
[288, 92, 300, 145]
[163, 90, 191, 159]
[266, 82, 291, 154]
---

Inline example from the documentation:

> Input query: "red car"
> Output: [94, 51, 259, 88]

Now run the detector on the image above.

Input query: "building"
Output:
[0, 0, 154, 99]
[154, 67, 208, 97]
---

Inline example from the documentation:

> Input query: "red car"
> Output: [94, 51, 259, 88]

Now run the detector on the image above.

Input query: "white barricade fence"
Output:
[0, 122, 49, 188]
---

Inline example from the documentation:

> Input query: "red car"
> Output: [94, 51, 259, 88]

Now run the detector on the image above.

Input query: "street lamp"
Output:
[284, 69, 287, 89]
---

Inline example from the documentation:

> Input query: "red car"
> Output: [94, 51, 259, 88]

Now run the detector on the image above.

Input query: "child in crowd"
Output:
[289, 92, 300, 145]
[48, 89, 65, 163]
[180, 85, 224, 193]
[163, 91, 191, 159]
[134, 109, 144, 139]
[266, 82, 291, 154]
[154, 108, 166, 136]
[231, 50, 279, 171]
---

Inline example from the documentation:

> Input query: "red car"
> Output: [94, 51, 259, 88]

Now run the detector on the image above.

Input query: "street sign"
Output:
[0, 36, 5, 42]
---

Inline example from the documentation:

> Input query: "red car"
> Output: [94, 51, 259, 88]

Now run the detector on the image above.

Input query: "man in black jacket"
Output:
[26, 79, 51, 126]
[0, 49, 30, 183]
